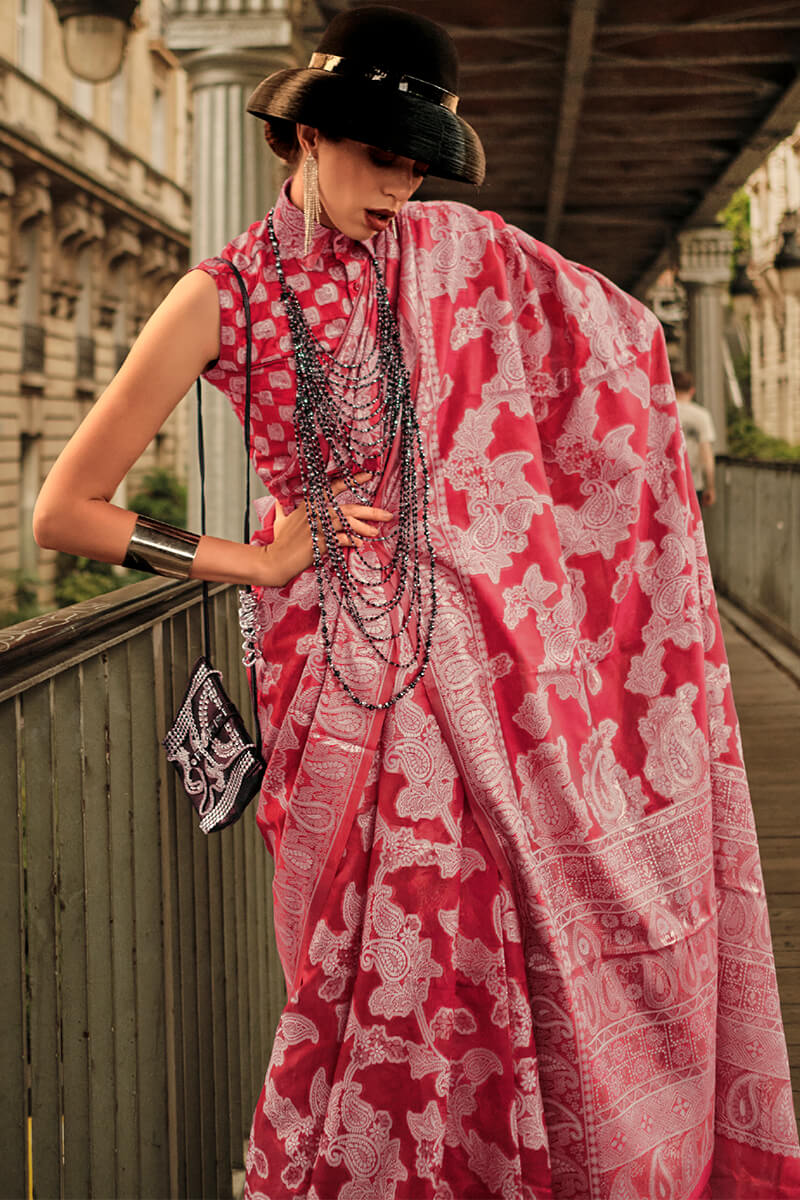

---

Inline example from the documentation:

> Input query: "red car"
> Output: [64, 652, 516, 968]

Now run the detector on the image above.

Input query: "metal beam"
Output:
[460, 61, 562, 74]
[631, 63, 800, 297]
[475, 118, 743, 137]
[448, 19, 800, 39]
[466, 81, 776, 99]
[467, 51, 794, 73]
[544, 0, 601, 245]
[690, 69, 800, 227]
[583, 81, 779, 96]
[582, 107, 758, 122]
[597, 52, 796, 67]
[500, 210, 669, 228]
[485, 147, 729, 167]
[602, 18, 800, 36]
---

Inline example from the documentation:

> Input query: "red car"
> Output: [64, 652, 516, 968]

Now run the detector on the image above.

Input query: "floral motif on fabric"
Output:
[195, 186, 800, 1198]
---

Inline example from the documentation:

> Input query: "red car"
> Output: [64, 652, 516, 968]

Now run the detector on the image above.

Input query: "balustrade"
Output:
[0, 578, 284, 1199]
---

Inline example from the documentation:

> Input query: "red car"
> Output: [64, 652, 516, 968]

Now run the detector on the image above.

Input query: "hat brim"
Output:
[246, 68, 485, 187]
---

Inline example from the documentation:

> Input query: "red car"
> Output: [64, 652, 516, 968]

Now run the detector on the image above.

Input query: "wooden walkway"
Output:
[722, 616, 800, 1118]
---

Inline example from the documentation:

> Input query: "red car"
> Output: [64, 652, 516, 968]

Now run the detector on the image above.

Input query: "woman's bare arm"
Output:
[34, 269, 221, 562]
[33, 269, 391, 587]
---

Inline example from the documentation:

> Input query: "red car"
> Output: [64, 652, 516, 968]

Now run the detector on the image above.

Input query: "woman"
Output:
[34, 6, 800, 1198]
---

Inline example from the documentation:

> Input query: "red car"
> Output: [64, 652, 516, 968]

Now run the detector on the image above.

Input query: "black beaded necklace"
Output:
[266, 210, 436, 711]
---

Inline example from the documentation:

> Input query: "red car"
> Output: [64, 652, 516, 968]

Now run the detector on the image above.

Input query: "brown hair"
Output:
[263, 120, 342, 169]
[672, 370, 694, 394]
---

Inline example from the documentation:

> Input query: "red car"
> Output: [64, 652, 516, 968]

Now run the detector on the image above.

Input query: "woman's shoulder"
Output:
[193, 215, 276, 289]
[191, 216, 284, 387]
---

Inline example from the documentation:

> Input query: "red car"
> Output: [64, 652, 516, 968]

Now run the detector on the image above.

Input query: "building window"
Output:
[75, 248, 95, 383]
[151, 87, 166, 172]
[110, 68, 127, 143]
[19, 433, 41, 578]
[150, 0, 168, 39]
[22, 324, 45, 373]
[19, 224, 44, 373]
[20, 224, 41, 321]
[72, 78, 94, 120]
[113, 282, 129, 371]
[16, 0, 43, 80]
[77, 335, 95, 380]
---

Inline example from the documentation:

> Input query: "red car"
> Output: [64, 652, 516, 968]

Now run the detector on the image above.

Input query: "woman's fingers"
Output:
[330, 471, 373, 499]
[327, 504, 393, 539]
[339, 504, 393, 523]
[343, 519, 380, 537]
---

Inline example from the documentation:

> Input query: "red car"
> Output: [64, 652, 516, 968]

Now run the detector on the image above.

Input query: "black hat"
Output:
[246, 5, 485, 186]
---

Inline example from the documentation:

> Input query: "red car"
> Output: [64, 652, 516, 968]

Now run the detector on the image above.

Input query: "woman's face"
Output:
[297, 128, 429, 241]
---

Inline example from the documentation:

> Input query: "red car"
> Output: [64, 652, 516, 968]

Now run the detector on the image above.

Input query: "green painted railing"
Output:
[0, 579, 285, 1199]
[703, 456, 800, 654]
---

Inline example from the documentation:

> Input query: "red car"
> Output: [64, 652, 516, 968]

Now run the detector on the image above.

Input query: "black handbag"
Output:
[163, 258, 266, 833]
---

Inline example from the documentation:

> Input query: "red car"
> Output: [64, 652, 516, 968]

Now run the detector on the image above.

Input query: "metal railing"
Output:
[0, 579, 285, 1199]
[703, 456, 800, 654]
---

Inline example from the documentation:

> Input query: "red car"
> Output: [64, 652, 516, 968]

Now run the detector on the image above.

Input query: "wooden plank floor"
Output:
[722, 616, 800, 1120]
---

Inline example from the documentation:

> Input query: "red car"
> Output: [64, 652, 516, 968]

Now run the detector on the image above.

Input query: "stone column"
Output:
[677, 226, 734, 454]
[166, 2, 301, 537]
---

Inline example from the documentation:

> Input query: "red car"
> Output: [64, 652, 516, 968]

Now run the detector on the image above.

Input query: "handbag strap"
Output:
[196, 256, 261, 755]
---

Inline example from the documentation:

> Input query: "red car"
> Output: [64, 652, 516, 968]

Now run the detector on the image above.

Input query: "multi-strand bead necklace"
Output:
[266, 211, 436, 710]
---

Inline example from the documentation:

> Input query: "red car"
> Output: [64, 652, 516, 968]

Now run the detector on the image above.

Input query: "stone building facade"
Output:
[745, 134, 800, 444]
[0, 0, 191, 607]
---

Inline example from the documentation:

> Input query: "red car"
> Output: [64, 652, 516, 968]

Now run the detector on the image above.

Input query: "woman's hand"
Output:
[260, 476, 393, 588]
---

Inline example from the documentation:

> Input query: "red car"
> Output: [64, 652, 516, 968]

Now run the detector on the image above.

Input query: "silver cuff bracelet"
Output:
[122, 515, 200, 579]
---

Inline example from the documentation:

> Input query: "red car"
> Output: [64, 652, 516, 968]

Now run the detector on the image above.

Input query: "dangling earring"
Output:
[390, 216, 398, 237]
[303, 154, 320, 255]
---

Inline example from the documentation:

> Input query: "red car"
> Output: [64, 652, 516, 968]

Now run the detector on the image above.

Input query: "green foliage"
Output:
[0, 469, 185, 627]
[53, 555, 126, 607]
[128, 468, 187, 528]
[731, 350, 751, 395]
[730, 350, 751, 411]
[49, 469, 187, 609]
[47, 468, 187, 611]
[727, 405, 800, 462]
[718, 188, 751, 262]
[0, 571, 42, 627]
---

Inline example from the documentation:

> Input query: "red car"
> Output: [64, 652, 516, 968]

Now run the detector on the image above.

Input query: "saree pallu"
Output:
[198, 190, 800, 1198]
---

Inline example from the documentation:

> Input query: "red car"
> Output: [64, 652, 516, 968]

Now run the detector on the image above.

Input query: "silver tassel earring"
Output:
[303, 154, 320, 255]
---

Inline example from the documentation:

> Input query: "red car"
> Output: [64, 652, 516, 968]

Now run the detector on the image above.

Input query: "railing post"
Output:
[0, 578, 283, 1199]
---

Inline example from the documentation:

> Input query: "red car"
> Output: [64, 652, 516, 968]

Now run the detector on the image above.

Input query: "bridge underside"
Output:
[316, 0, 800, 291]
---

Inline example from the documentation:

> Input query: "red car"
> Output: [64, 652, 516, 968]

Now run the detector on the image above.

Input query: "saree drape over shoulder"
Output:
[196, 184, 800, 1200]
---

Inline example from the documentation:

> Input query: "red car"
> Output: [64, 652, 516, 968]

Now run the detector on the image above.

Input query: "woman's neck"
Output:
[288, 161, 334, 229]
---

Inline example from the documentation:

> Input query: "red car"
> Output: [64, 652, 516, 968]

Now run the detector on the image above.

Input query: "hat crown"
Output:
[316, 5, 459, 93]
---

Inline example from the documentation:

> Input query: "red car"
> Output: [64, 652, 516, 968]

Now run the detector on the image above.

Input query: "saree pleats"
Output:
[195, 182, 800, 1199]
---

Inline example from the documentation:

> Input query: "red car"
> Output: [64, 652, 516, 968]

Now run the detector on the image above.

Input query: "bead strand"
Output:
[266, 210, 436, 709]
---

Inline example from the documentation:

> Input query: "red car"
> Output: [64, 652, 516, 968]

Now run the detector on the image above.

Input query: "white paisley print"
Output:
[197, 182, 800, 1198]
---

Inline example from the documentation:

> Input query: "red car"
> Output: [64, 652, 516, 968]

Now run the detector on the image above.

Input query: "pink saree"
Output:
[197, 184, 800, 1198]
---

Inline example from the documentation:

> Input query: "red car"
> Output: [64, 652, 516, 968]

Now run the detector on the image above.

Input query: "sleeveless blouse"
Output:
[198, 182, 401, 515]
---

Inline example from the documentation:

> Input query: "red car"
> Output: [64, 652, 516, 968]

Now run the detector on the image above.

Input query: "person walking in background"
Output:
[674, 369, 717, 507]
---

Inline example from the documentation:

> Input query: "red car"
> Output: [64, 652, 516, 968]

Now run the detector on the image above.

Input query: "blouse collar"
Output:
[270, 177, 380, 268]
